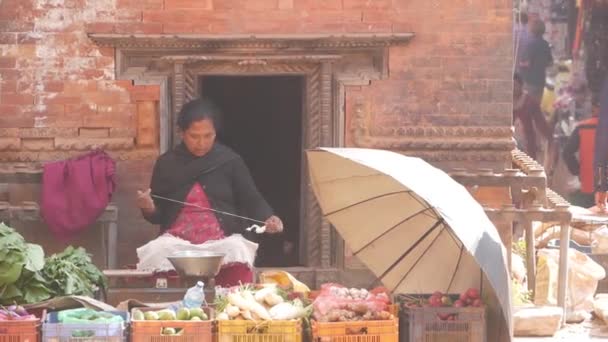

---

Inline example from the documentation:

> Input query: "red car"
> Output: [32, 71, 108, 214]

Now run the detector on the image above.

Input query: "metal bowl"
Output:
[167, 251, 225, 278]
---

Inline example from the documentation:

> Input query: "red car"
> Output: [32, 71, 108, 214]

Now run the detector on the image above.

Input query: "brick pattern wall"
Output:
[0, 0, 514, 265]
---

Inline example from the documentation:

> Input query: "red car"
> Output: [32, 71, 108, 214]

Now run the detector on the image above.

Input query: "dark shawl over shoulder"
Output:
[143, 142, 274, 235]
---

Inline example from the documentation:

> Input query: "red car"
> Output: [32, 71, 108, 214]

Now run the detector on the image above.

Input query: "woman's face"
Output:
[182, 118, 216, 157]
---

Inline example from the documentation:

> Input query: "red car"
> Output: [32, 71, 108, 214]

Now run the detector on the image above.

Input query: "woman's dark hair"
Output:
[177, 98, 222, 131]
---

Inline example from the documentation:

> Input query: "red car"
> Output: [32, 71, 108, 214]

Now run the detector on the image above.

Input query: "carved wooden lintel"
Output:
[88, 33, 414, 50]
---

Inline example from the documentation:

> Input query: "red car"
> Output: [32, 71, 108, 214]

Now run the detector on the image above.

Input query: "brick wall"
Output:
[0, 0, 514, 265]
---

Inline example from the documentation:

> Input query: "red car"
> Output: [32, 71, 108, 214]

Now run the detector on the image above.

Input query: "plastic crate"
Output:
[130, 307, 213, 342]
[0, 316, 41, 342]
[312, 319, 398, 342]
[399, 306, 485, 342]
[42, 310, 128, 342]
[217, 320, 301, 342]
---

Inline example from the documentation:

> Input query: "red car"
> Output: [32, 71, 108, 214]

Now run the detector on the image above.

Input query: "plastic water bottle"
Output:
[183, 281, 206, 308]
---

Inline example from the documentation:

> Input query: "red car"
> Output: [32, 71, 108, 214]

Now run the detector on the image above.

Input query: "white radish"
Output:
[228, 292, 253, 311]
[251, 301, 272, 320]
[242, 290, 256, 303]
[226, 305, 240, 318]
[217, 312, 230, 320]
[269, 302, 305, 320]
[254, 287, 277, 303]
[241, 310, 253, 320]
[264, 293, 284, 306]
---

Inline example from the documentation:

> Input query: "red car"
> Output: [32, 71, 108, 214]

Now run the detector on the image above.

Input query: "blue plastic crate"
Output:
[42, 310, 128, 342]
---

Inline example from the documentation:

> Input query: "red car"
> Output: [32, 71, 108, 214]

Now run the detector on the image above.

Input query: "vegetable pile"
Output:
[0, 222, 106, 305]
[0, 304, 37, 321]
[215, 285, 311, 321]
[399, 288, 483, 321]
[312, 284, 393, 322]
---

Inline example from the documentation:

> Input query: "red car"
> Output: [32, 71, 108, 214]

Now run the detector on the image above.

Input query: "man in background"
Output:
[519, 19, 553, 104]
[563, 98, 600, 207]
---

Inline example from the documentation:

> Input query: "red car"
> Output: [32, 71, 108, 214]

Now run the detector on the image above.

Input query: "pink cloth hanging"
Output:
[40, 150, 116, 238]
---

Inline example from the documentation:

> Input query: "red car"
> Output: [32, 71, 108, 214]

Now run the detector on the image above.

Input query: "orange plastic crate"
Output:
[217, 320, 301, 342]
[0, 318, 40, 342]
[130, 308, 213, 342]
[312, 319, 398, 342]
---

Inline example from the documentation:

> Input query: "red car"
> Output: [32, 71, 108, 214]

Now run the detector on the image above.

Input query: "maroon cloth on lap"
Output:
[40, 150, 116, 238]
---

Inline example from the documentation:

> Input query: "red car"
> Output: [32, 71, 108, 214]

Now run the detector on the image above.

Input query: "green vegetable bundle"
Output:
[42, 246, 107, 297]
[0, 222, 106, 305]
[0, 223, 50, 304]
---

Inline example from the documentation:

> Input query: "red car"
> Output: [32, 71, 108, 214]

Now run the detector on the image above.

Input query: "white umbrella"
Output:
[306, 148, 512, 337]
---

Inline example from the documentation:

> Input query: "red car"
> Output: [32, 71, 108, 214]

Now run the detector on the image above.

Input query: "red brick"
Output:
[0, 70, 19, 81]
[0, 57, 16, 69]
[85, 22, 115, 33]
[44, 95, 81, 105]
[0, 138, 20, 150]
[79, 127, 110, 138]
[98, 47, 115, 57]
[96, 56, 114, 69]
[165, 0, 212, 9]
[42, 81, 65, 93]
[163, 22, 211, 33]
[65, 104, 95, 116]
[0, 20, 34, 32]
[1, 93, 34, 105]
[1, 81, 17, 93]
[130, 85, 160, 101]
[143, 9, 190, 22]
[64, 80, 98, 94]
[82, 69, 106, 79]
[83, 107, 136, 128]
[83, 90, 131, 105]
[37, 112, 83, 128]
[0, 33, 16, 44]
[0, 106, 31, 128]
[136, 101, 158, 147]
[114, 22, 163, 34]
[116, 0, 164, 9]
[21, 138, 55, 151]
[293, 0, 342, 10]
[277, 0, 293, 9]
[344, 0, 391, 9]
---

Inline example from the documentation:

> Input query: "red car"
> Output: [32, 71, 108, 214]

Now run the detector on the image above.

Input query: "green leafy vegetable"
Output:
[0, 222, 105, 304]
[42, 246, 107, 297]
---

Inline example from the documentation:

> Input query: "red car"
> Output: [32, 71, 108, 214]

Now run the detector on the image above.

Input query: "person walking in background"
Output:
[594, 75, 608, 211]
[563, 98, 600, 208]
[519, 18, 553, 104]
[514, 73, 552, 160]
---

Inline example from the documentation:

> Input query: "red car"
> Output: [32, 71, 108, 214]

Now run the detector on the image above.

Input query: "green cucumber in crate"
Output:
[43, 310, 128, 341]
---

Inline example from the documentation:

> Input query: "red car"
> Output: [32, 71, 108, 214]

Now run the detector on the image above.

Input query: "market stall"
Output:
[0, 148, 513, 342]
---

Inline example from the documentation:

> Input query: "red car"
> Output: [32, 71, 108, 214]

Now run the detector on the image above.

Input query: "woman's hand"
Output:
[264, 215, 283, 234]
[137, 188, 156, 214]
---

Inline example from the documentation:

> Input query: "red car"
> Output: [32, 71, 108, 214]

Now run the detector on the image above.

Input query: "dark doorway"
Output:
[200, 75, 304, 267]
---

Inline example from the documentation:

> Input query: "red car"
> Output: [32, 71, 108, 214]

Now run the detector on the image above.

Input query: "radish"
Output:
[459, 292, 468, 302]
[472, 299, 482, 307]
[453, 300, 465, 308]
[428, 296, 442, 307]
[432, 291, 443, 297]
[466, 288, 479, 300]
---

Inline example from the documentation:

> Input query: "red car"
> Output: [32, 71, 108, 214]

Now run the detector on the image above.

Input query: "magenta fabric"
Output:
[40, 150, 116, 238]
